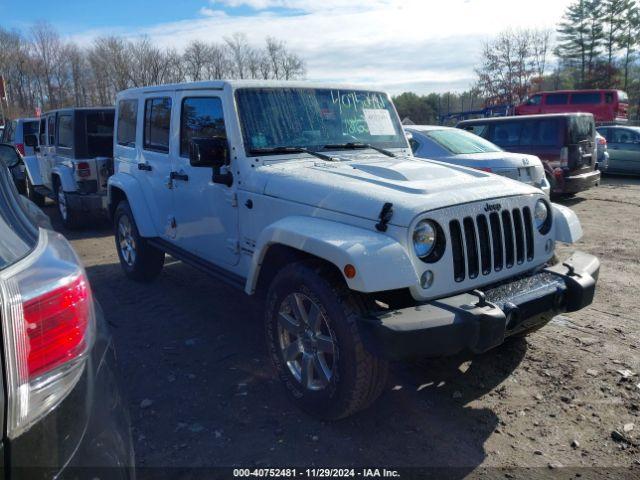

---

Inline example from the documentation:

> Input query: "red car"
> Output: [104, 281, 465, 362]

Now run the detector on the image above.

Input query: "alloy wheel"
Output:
[277, 292, 336, 391]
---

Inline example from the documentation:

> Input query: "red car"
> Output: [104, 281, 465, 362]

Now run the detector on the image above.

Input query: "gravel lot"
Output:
[45, 176, 640, 477]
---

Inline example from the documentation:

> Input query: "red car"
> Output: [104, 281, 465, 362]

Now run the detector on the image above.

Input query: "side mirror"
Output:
[24, 134, 38, 148]
[189, 137, 228, 168]
[0, 143, 22, 168]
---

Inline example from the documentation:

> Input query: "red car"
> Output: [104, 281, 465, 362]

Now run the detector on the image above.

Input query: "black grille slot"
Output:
[476, 215, 491, 275]
[512, 208, 525, 265]
[489, 212, 503, 271]
[463, 217, 479, 279]
[450, 220, 465, 282]
[522, 207, 534, 261]
[501, 210, 515, 268]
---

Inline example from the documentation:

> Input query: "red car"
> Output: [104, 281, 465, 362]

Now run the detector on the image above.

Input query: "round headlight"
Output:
[534, 199, 549, 232]
[413, 220, 437, 258]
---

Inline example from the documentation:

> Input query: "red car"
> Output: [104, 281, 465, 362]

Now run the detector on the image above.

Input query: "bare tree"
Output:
[183, 40, 210, 81]
[224, 33, 250, 79]
[475, 28, 551, 105]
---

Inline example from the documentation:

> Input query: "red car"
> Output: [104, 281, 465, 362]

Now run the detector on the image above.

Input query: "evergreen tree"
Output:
[556, 0, 605, 87]
[618, 0, 640, 89]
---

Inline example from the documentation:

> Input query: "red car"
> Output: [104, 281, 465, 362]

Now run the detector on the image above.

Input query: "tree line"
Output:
[395, 0, 640, 124]
[0, 22, 306, 119]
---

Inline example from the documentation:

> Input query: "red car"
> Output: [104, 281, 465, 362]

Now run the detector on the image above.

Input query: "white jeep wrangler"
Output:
[108, 81, 599, 419]
[23, 107, 115, 228]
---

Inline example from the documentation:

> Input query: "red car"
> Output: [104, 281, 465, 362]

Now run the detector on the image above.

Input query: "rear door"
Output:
[139, 96, 176, 238]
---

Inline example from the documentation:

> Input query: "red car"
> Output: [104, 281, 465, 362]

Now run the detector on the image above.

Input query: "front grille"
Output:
[450, 207, 535, 282]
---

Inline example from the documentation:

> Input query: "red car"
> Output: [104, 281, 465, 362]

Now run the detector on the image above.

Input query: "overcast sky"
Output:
[2, 0, 574, 94]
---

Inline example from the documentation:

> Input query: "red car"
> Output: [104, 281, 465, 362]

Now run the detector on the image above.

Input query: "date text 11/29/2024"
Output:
[233, 468, 401, 478]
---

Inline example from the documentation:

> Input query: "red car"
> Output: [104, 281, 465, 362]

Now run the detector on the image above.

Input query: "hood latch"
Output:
[375, 202, 394, 232]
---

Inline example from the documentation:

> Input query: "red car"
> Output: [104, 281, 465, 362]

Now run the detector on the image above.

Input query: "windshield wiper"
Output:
[249, 146, 336, 162]
[322, 142, 396, 158]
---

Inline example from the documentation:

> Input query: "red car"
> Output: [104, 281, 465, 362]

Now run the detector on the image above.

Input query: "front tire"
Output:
[265, 261, 388, 420]
[114, 200, 165, 282]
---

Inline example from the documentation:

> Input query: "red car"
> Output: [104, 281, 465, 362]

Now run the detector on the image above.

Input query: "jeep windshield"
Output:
[235, 88, 407, 156]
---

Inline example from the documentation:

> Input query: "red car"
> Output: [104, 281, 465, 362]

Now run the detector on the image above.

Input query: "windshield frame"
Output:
[234, 87, 408, 158]
[424, 128, 503, 155]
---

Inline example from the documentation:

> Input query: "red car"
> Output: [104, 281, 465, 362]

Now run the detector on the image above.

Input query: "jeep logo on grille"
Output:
[484, 202, 502, 212]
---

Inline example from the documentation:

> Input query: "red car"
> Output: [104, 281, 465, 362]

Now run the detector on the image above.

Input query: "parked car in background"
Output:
[23, 107, 115, 228]
[0, 143, 27, 193]
[515, 89, 628, 123]
[0, 144, 134, 478]
[596, 125, 640, 175]
[108, 80, 599, 419]
[405, 125, 550, 196]
[1, 117, 40, 156]
[595, 131, 609, 171]
[457, 113, 600, 196]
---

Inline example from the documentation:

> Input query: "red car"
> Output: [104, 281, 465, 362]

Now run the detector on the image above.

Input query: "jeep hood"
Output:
[255, 153, 540, 227]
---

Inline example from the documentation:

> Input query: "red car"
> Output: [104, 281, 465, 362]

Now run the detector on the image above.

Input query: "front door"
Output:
[170, 93, 239, 266]
[607, 128, 640, 174]
[138, 96, 177, 239]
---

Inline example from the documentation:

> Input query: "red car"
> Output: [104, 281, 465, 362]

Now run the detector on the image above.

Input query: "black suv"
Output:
[0, 143, 134, 478]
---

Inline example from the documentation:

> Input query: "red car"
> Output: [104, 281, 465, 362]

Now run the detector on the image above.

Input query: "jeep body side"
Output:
[22, 107, 114, 228]
[109, 81, 599, 419]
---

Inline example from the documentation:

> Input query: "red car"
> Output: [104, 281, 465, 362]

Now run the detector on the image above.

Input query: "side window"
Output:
[490, 122, 521, 146]
[117, 99, 138, 147]
[180, 97, 226, 157]
[144, 97, 172, 153]
[545, 93, 568, 105]
[570, 92, 601, 105]
[604, 92, 614, 104]
[520, 119, 557, 146]
[526, 94, 542, 106]
[47, 115, 56, 145]
[462, 124, 489, 138]
[612, 129, 638, 144]
[57, 115, 73, 148]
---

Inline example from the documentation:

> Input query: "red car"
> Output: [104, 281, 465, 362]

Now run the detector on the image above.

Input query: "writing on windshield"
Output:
[236, 88, 406, 154]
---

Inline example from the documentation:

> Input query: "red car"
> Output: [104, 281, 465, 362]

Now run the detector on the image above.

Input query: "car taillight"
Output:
[474, 167, 493, 172]
[598, 137, 607, 146]
[560, 147, 569, 168]
[76, 161, 91, 178]
[0, 229, 95, 438]
[15, 143, 25, 156]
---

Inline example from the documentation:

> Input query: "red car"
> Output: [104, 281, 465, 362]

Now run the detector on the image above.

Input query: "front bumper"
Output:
[360, 251, 599, 360]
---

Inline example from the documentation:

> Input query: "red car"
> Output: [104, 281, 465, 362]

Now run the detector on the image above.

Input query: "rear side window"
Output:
[546, 93, 568, 105]
[570, 92, 601, 105]
[519, 119, 558, 146]
[47, 116, 55, 145]
[144, 97, 172, 153]
[180, 97, 226, 157]
[117, 99, 138, 147]
[611, 129, 640, 144]
[57, 115, 73, 148]
[86, 111, 114, 157]
[23, 121, 39, 136]
[490, 122, 521, 146]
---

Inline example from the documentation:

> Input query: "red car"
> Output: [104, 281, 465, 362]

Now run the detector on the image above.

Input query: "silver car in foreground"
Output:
[406, 125, 550, 196]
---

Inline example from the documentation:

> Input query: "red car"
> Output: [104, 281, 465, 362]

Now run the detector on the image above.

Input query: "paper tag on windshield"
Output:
[363, 109, 395, 136]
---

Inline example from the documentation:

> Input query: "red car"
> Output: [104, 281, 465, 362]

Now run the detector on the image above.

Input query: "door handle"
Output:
[138, 163, 152, 171]
[170, 171, 189, 181]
